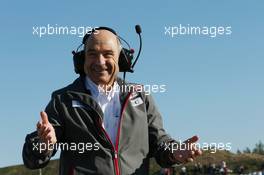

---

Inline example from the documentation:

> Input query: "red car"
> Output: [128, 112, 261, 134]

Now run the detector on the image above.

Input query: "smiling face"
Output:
[84, 30, 120, 86]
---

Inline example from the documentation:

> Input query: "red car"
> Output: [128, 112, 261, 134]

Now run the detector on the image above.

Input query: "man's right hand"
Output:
[36, 111, 57, 146]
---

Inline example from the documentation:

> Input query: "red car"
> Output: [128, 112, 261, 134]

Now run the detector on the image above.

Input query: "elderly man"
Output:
[23, 27, 202, 175]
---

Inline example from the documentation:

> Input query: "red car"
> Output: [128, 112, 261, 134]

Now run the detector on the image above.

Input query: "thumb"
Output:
[184, 135, 199, 144]
[40, 111, 49, 124]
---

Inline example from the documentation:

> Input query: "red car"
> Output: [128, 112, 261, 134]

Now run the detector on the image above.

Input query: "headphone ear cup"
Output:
[118, 48, 133, 72]
[73, 50, 85, 75]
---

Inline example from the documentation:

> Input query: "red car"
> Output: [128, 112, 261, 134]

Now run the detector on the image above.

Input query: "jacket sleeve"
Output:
[22, 94, 64, 169]
[145, 94, 181, 167]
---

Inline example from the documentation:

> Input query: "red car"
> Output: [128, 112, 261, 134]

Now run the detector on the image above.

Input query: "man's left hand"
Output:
[171, 135, 202, 163]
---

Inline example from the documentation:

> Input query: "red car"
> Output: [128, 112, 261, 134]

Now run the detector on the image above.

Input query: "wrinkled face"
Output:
[84, 30, 120, 86]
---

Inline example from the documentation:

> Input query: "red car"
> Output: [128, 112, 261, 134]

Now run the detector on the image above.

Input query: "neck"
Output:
[98, 82, 115, 93]
[85, 76, 116, 92]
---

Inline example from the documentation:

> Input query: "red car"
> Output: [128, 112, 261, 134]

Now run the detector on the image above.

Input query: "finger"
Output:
[45, 133, 56, 143]
[187, 158, 193, 162]
[37, 125, 46, 136]
[191, 150, 195, 156]
[42, 127, 51, 138]
[40, 111, 49, 124]
[39, 126, 47, 139]
[41, 126, 51, 138]
[184, 135, 199, 144]
[191, 144, 199, 151]
[195, 149, 202, 156]
[185, 150, 195, 160]
[36, 121, 42, 129]
[45, 134, 52, 141]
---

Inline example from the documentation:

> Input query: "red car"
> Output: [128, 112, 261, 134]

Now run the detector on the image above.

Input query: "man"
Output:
[23, 28, 202, 175]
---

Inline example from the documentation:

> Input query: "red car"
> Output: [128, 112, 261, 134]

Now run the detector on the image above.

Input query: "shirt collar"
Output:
[85, 76, 119, 101]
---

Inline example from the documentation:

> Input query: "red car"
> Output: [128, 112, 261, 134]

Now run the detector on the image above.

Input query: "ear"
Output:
[118, 48, 134, 72]
[73, 50, 85, 75]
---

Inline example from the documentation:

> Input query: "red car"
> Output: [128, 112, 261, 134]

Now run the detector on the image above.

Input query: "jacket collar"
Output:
[65, 76, 132, 119]
[68, 76, 132, 98]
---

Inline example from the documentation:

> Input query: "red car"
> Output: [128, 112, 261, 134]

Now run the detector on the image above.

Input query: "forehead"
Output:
[85, 30, 119, 50]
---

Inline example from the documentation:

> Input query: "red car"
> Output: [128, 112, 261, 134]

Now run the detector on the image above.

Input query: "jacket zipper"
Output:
[96, 92, 131, 175]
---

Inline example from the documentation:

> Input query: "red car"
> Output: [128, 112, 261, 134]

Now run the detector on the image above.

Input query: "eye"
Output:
[103, 52, 114, 58]
[87, 51, 97, 57]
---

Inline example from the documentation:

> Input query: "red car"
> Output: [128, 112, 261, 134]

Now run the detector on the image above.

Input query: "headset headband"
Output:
[82, 27, 118, 44]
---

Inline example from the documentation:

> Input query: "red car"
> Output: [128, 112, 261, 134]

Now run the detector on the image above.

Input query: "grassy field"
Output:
[1, 151, 264, 175]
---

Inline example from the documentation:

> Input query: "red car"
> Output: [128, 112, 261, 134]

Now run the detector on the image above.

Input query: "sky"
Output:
[0, 0, 263, 168]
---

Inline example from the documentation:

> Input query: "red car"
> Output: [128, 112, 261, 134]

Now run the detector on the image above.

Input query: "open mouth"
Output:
[92, 66, 108, 74]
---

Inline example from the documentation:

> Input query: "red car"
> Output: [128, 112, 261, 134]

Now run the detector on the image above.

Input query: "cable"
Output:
[132, 33, 142, 69]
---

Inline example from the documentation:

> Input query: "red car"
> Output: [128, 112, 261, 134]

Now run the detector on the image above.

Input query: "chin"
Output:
[95, 77, 110, 85]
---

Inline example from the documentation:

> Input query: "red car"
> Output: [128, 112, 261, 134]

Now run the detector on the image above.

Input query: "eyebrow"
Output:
[86, 48, 114, 53]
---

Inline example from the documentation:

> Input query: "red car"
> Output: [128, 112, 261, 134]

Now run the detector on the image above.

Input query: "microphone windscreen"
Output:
[135, 25, 142, 34]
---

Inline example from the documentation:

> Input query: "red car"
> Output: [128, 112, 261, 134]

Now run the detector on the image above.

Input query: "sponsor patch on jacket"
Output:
[130, 91, 139, 99]
[72, 100, 84, 108]
[130, 97, 143, 107]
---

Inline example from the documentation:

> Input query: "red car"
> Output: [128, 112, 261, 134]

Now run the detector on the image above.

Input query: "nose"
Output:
[95, 54, 106, 65]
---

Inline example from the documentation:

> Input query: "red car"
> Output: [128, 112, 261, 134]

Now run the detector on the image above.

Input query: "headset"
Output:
[72, 25, 142, 79]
